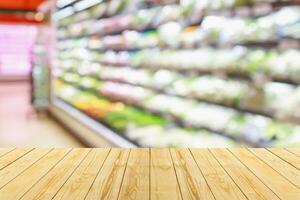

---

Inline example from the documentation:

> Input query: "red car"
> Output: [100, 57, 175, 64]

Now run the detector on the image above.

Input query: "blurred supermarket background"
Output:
[0, 0, 300, 148]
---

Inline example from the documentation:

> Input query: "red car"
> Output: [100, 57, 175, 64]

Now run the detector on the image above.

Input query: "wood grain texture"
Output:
[0, 149, 70, 200]
[270, 148, 300, 170]
[230, 148, 300, 199]
[0, 148, 299, 200]
[250, 148, 300, 188]
[0, 149, 14, 158]
[0, 148, 51, 189]
[52, 148, 111, 200]
[170, 148, 215, 200]
[287, 148, 300, 157]
[210, 148, 280, 200]
[21, 148, 90, 200]
[150, 148, 182, 200]
[85, 148, 130, 200]
[118, 148, 150, 200]
[0, 148, 33, 170]
[190, 148, 247, 200]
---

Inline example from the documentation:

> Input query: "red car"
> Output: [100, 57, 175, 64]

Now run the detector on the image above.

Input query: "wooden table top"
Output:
[0, 148, 299, 200]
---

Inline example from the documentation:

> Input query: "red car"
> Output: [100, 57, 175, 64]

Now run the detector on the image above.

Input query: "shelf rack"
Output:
[57, 77, 271, 147]
[50, 97, 137, 147]
[52, 0, 300, 147]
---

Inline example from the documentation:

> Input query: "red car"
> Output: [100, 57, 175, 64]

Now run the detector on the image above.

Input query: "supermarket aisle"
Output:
[0, 82, 84, 147]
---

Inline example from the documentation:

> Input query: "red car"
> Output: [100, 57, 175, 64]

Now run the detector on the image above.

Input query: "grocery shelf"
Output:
[57, 33, 299, 50]
[57, 67, 299, 126]
[108, 58, 300, 85]
[57, 27, 160, 41]
[86, 42, 278, 52]
[208, 0, 299, 17]
[93, 60, 300, 86]
[50, 97, 138, 147]
[56, 2, 300, 44]
[57, 14, 188, 39]
[56, 0, 178, 21]
[92, 3, 178, 21]
[53, 0, 300, 148]
[58, 80, 270, 147]
[95, 76, 300, 126]
[56, 49, 300, 86]
[86, 75, 275, 117]
[72, 39, 298, 53]
[56, 0, 300, 26]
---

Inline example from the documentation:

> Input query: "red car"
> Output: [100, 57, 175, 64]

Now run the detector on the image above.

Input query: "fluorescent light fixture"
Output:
[56, 0, 77, 8]
[53, 6, 75, 20]
[73, 0, 103, 12]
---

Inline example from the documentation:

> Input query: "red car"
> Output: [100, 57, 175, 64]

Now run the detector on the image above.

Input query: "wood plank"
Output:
[230, 148, 300, 199]
[150, 148, 182, 200]
[269, 148, 300, 170]
[52, 148, 111, 200]
[0, 149, 14, 158]
[210, 148, 280, 200]
[85, 148, 130, 200]
[286, 148, 300, 157]
[0, 149, 70, 199]
[0, 148, 298, 199]
[250, 148, 300, 188]
[170, 148, 215, 200]
[118, 148, 150, 200]
[20, 148, 90, 200]
[0, 148, 33, 171]
[190, 148, 247, 200]
[0, 148, 51, 189]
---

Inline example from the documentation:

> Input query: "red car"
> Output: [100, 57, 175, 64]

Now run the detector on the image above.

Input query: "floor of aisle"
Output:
[0, 81, 84, 147]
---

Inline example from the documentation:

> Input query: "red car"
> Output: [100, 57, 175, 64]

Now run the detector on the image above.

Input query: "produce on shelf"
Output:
[57, 47, 300, 111]
[55, 80, 238, 147]
[126, 126, 238, 147]
[128, 48, 300, 83]
[54, 80, 166, 130]
[170, 76, 249, 106]
[57, 4, 185, 38]
[54, 0, 300, 147]
[266, 49, 300, 82]
[195, 6, 300, 45]
[57, 72, 300, 146]
[57, 5, 300, 49]
[100, 81, 154, 103]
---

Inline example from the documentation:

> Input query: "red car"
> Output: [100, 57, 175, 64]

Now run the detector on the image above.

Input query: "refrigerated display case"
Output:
[51, 0, 300, 147]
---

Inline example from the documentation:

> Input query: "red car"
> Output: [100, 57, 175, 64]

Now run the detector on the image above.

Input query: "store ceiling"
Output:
[0, 0, 45, 11]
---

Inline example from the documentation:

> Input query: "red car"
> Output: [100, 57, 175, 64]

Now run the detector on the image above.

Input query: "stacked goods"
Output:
[53, 0, 300, 147]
